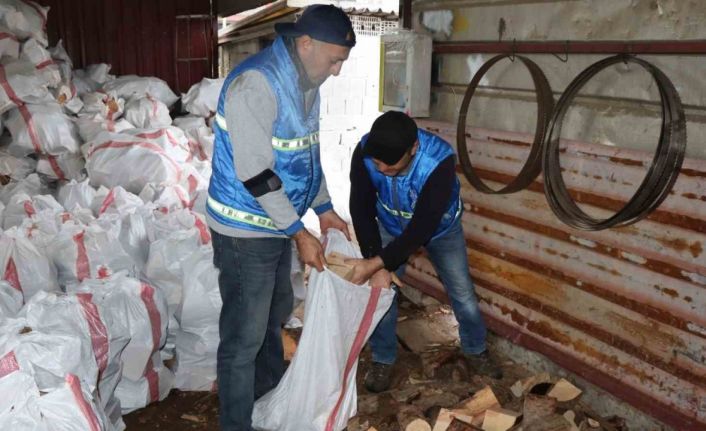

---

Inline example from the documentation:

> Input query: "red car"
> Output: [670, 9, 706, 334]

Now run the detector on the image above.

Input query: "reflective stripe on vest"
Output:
[207, 196, 278, 230]
[378, 196, 463, 221]
[214, 115, 318, 152]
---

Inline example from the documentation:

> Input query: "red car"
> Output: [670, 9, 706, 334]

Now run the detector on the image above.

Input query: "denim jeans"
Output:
[368, 219, 487, 364]
[211, 230, 294, 431]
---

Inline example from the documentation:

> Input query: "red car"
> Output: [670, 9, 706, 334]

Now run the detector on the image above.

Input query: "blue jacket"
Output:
[207, 37, 325, 235]
[362, 129, 462, 239]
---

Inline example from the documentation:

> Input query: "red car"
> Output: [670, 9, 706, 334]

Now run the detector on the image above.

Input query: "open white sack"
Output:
[181, 77, 224, 117]
[0, 60, 52, 113]
[0, 226, 59, 302]
[0, 0, 49, 46]
[4, 102, 81, 156]
[252, 229, 395, 431]
[124, 95, 171, 129]
[102, 75, 178, 107]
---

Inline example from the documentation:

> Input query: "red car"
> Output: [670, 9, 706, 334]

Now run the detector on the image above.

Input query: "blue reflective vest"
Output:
[361, 129, 462, 240]
[207, 37, 322, 234]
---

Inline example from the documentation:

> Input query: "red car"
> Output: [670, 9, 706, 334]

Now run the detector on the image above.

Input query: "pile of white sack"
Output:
[0, 2, 226, 430]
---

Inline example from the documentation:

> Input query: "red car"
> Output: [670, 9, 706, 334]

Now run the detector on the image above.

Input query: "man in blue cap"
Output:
[347, 111, 503, 393]
[207, 5, 355, 429]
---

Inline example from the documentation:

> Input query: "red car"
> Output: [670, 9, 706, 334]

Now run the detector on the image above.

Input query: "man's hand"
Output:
[369, 268, 392, 289]
[293, 229, 325, 272]
[318, 210, 351, 240]
[345, 256, 384, 285]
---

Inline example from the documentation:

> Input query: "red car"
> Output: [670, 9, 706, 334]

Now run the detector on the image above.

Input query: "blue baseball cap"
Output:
[275, 4, 356, 48]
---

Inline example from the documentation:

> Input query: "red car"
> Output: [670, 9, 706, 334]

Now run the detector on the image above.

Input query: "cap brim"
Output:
[274, 22, 304, 37]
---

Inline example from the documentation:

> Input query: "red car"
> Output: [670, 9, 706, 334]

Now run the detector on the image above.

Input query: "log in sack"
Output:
[252, 229, 395, 431]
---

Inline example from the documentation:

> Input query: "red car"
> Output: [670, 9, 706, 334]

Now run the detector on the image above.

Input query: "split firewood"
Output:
[481, 407, 520, 431]
[547, 378, 582, 402]
[523, 414, 573, 431]
[510, 372, 551, 398]
[447, 419, 478, 430]
[433, 408, 474, 431]
[522, 393, 557, 426]
[398, 404, 432, 431]
[392, 386, 422, 403]
[325, 252, 400, 286]
[562, 410, 580, 431]
[460, 386, 500, 416]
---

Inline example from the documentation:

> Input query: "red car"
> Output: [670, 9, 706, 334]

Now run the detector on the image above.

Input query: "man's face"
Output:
[372, 143, 418, 177]
[297, 36, 351, 86]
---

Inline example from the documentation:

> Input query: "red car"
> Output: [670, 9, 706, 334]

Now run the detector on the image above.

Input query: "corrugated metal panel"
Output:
[37, 0, 216, 93]
[409, 120, 706, 430]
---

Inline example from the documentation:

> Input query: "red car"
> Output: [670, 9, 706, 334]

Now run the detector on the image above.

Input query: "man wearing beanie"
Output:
[348, 111, 503, 393]
[206, 5, 354, 429]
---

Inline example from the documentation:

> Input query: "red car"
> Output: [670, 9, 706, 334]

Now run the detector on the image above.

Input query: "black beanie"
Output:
[362, 111, 418, 165]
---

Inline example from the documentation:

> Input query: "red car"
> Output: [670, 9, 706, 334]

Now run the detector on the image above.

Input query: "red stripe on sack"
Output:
[46, 155, 66, 181]
[174, 186, 190, 210]
[189, 139, 208, 161]
[36, 59, 55, 70]
[76, 293, 109, 376]
[98, 189, 115, 215]
[20, 0, 47, 30]
[140, 283, 162, 352]
[61, 212, 71, 223]
[4, 257, 23, 295]
[66, 374, 101, 431]
[0, 351, 20, 378]
[144, 355, 160, 403]
[135, 129, 181, 149]
[23, 201, 36, 217]
[97, 266, 110, 279]
[18, 104, 43, 153]
[70, 83, 77, 98]
[324, 287, 382, 431]
[73, 231, 91, 282]
[0, 64, 22, 105]
[193, 216, 211, 244]
[88, 140, 182, 181]
[0, 32, 19, 42]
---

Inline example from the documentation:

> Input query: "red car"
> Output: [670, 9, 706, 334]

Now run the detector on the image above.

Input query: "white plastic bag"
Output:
[0, 149, 36, 181]
[57, 179, 97, 212]
[0, 280, 22, 320]
[181, 77, 224, 117]
[84, 131, 185, 194]
[3, 192, 63, 230]
[174, 246, 221, 391]
[124, 95, 171, 129]
[102, 75, 178, 107]
[124, 126, 191, 164]
[4, 102, 81, 156]
[0, 0, 49, 46]
[0, 173, 47, 205]
[0, 60, 52, 113]
[49, 39, 72, 83]
[75, 114, 133, 143]
[0, 29, 20, 60]
[80, 91, 124, 120]
[172, 115, 213, 161]
[0, 227, 59, 301]
[20, 38, 60, 87]
[252, 230, 395, 431]
[47, 221, 135, 286]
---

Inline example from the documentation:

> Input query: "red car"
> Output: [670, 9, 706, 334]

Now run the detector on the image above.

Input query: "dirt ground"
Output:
[124, 296, 624, 431]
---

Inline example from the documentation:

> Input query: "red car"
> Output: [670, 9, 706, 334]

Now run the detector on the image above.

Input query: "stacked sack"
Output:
[0, 2, 229, 429]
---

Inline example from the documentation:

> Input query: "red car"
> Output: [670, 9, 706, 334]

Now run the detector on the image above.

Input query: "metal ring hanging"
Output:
[456, 54, 554, 194]
[542, 54, 686, 231]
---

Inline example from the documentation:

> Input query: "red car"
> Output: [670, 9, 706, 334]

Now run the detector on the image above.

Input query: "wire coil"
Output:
[542, 54, 686, 230]
[457, 54, 554, 194]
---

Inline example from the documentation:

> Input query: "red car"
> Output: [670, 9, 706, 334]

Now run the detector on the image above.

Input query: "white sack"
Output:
[181, 77, 224, 117]
[123, 126, 191, 163]
[84, 131, 184, 194]
[75, 114, 133, 143]
[57, 178, 96, 212]
[174, 246, 221, 391]
[3, 192, 63, 230]
[80, 91, 124, 120]
[0, 227, 59, 301]
[0, 28, 20, 59]
[252, 230, 395, 431]
[0, 0, 48, 46]
[49, 39, 72, 83]
[0, 173, 47, 205]
[102, 75, 178, 107]
[4, 102, 81, 155]
[172, 115, 213, 161]
[124, 95, 171, 129]
[20, 38, 60, 87]
[36, 151, 85, 182]
[47, 222, 134, 286]
[0, 280, 22, 320]
[0, 60, 52, 113]
[0, 149, 36, 181]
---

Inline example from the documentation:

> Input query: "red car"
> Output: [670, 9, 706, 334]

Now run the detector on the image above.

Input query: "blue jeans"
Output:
[211, 230, 294, 431]
[369, 220, 487, 364]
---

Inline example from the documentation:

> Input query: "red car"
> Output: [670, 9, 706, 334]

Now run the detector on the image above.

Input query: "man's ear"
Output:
[296, 34, 314, 54]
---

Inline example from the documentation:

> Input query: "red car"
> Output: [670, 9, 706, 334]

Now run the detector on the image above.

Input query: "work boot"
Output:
[464, 350, 503, 379]
[364, 362, 393, 393]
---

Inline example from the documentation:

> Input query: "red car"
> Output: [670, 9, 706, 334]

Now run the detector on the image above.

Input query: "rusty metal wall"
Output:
[37, 0, 217, 93]
[408, 120, 706, 430]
